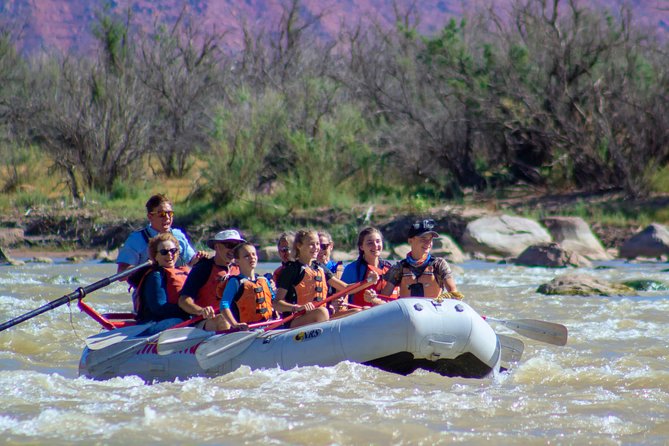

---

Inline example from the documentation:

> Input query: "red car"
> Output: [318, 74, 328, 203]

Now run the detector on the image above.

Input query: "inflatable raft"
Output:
[79, 298, 502, 381]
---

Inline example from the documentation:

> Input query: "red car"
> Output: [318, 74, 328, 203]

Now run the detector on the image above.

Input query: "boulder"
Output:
[332, 249, 357, 262]
[541, 216, 611, 260]
[514, 243, 592, 268]
[0, 228, 24, 246]
[431, 235, 466, 263]
[537, 273, 635, 296]
[619, 223, 669, 260]
[29, 256, 53, 264]
[257, 246, 280, 262]
[95, 249, 117, 263]
[393, 244, 411, 259]
[461, 215, 551, 258]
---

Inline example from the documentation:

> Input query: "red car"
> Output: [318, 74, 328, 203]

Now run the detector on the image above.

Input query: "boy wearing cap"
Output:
[380, 219, 461, 300]
[178, 229, 245, 324]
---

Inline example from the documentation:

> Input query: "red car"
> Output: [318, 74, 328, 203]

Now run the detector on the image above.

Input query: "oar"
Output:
[0, 261, 152, 333]
[484, 316, 568, 346]
[85, 324, 153, 350]
[84, 316, 204, 374]
[196, 278, 375, 370]
[156, 320, 282, 355]
[497, 334, 524, 363]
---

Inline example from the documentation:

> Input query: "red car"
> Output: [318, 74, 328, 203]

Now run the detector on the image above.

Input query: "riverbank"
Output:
[0, 190, 666, 261]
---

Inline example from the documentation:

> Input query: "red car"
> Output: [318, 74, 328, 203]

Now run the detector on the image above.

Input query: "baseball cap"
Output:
[207, 229, 246, 248]
[407, 219, 440, 239]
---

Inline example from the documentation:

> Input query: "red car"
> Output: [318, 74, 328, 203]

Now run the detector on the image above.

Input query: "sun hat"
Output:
[407, 219, 440, 239]
[207, 229, 246, 249]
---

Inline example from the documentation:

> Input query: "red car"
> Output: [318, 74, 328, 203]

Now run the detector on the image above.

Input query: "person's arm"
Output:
[433, 258, 463, 299]
[178, 262, 216, 318]
[379, 263, 401, 298]
[178, 294, 215, 319]
[219, 278, 248, 330]
[273, 287, 302, 313]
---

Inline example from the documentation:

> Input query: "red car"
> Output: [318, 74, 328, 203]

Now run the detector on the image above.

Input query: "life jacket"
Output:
[133, 266, 190, 315]
[272, 264, 286, 285]
[350, 260, 398, 307]
[232, 276, 274, 323]
[214, 264, 240, 305]
[398, 258, 440, 298]
[294, 263, 328, 305]
[197, 262, 239, 308]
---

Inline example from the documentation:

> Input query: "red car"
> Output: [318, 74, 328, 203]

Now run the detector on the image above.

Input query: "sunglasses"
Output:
[278, 247, 290, 253]
[320, 243, 331, 250]
[158, 248, 178, 256]
[219, 242, 239, 249]
[150, 210, 174, 218]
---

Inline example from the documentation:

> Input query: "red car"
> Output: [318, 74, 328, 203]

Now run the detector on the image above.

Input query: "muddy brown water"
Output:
[0, 260, 667, 445]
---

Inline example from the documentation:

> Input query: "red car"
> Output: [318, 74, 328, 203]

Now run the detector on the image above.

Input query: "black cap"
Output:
[407, 219, 440, 238]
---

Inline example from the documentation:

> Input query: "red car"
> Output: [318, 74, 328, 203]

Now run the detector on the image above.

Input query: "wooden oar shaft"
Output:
[0, 260, 152, 333]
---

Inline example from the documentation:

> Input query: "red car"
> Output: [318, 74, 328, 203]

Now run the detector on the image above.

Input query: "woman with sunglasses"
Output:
[116, 194, 204, 274]
[272, 231, 295, 285]
[132, 233, 190, 333]
[273, 229, 379, 328]
[317, 231, 343, 279]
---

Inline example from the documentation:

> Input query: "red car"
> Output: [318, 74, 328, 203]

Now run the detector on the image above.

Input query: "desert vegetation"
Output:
[0, 0, 667, 238]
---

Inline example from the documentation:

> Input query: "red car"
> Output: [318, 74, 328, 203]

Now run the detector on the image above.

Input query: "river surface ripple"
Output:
[0, 260, 667, 445]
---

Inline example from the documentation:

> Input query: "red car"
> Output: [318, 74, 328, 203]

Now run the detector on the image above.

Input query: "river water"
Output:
[0, 259, 667, 445]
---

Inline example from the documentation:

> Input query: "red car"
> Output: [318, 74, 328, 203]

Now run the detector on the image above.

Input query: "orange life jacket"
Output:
[398, 258, 440, 298]
[272, 264, 286, 285]
[351, 262, 398, 307]
[197, 263, 239, 308]
[213, 264, 240, 306]
[294, 263, 328, 305]
[133, 266, 190, 314]
[233, 276, 274, 323]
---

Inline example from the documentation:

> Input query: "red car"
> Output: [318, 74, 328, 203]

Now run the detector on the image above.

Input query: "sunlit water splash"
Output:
[1, 260, 668, 445]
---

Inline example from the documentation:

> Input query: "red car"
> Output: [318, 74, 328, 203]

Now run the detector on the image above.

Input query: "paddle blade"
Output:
[84, 337, 150, 374]
[156, 327, 213, 355]
[85, 324, 150, 350]
[497, 334, 524, 364]
[195, 331, 261, 370]
[486, 317, 568, 346]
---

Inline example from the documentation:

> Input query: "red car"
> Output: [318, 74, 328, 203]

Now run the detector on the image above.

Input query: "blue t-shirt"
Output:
[116, 225, 196, 267]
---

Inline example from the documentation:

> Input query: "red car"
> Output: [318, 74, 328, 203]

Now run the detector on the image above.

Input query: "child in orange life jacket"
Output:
[209, 243, 275, 331]
[341, 227, 399, 307]
[274, 229, 380, 328]
[380, 219, 461, 300]
[134, 233, 190, 333]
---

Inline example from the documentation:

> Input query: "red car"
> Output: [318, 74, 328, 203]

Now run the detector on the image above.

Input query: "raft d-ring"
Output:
[413, 303, 424, 311]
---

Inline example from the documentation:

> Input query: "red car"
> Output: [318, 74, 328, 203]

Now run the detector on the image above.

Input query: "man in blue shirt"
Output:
[116, 194, 203, 273]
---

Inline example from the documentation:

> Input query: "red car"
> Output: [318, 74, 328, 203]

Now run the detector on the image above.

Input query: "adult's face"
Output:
[277, 239, 292, 263]
[213, 240, 239, 265]
[147, 202, 174, 233]
[317, 235, 332, 263]
[154, 240, 179, 268]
